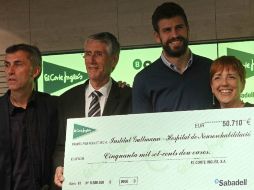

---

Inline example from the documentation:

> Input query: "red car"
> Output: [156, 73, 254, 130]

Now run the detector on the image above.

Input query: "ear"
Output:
[32, 66, 41, 79]
[210, 83, 215, 94]
[154, 31, 161, 43]
[240, 82, 245, 93]
[187, 27, 190, 39]
[111, 55, 119, 72]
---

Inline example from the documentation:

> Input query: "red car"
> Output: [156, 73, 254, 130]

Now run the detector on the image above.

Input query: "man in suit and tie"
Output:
[53, 32, 132, 188]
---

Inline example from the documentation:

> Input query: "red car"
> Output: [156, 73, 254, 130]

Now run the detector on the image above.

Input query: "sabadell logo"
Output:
[214, 178, 247, 187]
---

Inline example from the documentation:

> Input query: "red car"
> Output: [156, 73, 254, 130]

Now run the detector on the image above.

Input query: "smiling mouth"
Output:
[168, 39, 183, 47]
[171, 40, 181, 44]
[88, 65, 98, 69]
[219, 89, 233, 94]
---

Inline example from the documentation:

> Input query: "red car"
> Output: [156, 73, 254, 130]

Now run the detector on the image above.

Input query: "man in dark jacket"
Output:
[53, 32, 132, 188]
[0, 44, 58, 190]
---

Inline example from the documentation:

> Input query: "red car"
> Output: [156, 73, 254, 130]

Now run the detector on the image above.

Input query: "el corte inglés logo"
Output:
[73, 124, 96, 139]
[227, 48, 254, 78]
[42, 61, 88, 94]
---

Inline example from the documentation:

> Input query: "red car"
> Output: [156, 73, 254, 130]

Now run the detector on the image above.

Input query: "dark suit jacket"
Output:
[54, 79, 132, 167]
[0, 91, 58, 190]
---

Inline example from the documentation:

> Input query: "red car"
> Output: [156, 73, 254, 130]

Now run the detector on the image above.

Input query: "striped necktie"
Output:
[88, 91, 102, 117]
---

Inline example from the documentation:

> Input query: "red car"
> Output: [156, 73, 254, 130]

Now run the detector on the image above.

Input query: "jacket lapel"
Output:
[0, 93, 11, 154]
[102, 80, 119, 116]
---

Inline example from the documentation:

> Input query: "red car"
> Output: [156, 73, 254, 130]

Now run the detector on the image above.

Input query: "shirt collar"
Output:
[87, 78, 112, 97]
[161, 51, 193, 73]
[7, 90, 36, 115]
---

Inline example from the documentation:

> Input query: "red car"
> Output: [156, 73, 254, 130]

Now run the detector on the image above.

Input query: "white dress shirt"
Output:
[85, 78, 112, 117]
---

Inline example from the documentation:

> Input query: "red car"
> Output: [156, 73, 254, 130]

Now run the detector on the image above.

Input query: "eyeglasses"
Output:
[83, 51, 107, 59]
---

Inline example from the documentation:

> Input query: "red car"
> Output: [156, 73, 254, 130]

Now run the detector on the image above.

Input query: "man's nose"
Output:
[85, 57, 96, 65]
[171, 28, 179, 38]
[6, 64, 14, 75]
[91, 54, 97, 62]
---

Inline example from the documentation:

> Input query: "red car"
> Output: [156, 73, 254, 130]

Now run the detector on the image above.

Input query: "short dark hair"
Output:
[5, 43, 42, 68]
[85, 32, 120, 57]
[152, 2, 189, 32]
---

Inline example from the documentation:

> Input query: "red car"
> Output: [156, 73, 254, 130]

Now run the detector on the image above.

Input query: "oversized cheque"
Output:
[63, 108, 254, 190]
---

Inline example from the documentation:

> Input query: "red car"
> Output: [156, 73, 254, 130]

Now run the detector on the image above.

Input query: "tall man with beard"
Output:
[132, 2, 213, 113]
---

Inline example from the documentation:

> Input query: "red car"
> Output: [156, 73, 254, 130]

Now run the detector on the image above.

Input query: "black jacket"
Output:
[53, 79, 132, 167]
[0, 91, 58, 190]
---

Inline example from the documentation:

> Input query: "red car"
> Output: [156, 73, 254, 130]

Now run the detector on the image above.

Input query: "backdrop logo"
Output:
[42, 61, 88, 94]
[133, 59, 152, 70]
[227, 48, 254, 78]
[73, 124, 96, 139]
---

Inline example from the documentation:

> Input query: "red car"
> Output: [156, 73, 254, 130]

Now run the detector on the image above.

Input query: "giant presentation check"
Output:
[63, 108, 254, 190]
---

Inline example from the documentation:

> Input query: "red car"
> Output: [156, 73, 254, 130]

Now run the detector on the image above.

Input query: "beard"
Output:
[162, 36, 189, 57]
